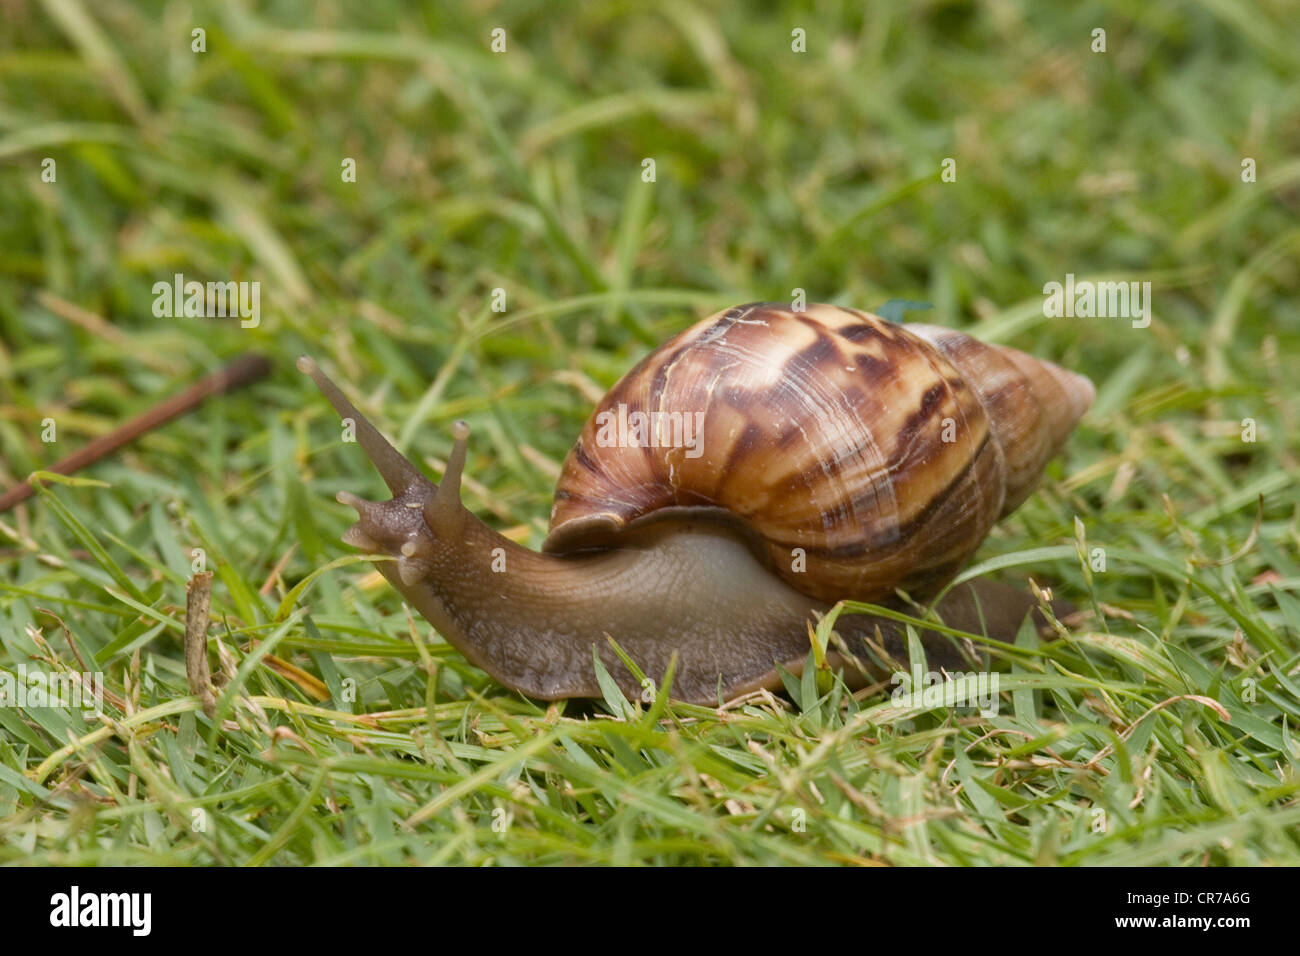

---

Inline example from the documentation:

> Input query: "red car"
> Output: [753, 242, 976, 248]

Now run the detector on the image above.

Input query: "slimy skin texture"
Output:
[298, 305, 1091, 706]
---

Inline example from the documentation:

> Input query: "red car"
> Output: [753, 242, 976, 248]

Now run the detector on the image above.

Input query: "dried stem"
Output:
[0, 353, 272, 512]
[185, 571, 217, 719]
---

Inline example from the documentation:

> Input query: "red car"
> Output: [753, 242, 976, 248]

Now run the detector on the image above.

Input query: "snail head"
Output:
[297, 356, 470, 581]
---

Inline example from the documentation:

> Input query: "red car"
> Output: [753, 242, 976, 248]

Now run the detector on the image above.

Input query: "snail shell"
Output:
[547, 302, 1093, 603]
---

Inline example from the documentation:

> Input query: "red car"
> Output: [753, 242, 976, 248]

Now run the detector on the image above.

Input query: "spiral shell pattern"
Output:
[546, 303, 1093, 604]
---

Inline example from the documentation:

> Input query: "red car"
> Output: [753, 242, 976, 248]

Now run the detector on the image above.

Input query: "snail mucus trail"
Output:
[298, 303, 1092, 705]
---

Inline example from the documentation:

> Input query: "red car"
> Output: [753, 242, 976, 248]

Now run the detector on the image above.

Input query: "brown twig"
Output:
[0, 353, 272, 512]
[185, 571, 218, 719]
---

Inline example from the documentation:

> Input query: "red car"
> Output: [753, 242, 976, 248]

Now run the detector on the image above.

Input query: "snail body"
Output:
[300, 302, 1093, 704]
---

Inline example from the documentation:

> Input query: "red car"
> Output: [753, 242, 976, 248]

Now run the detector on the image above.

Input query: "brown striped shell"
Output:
[545, 303, 1093, 604]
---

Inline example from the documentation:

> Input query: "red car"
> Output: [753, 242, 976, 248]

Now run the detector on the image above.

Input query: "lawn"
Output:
[0, 0, 1298, 865]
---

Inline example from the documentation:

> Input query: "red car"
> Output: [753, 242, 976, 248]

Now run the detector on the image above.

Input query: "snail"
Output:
[298, 302, 1093, 705]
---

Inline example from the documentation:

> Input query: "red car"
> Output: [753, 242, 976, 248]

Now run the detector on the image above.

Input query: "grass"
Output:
[0, 0, 1298, 865]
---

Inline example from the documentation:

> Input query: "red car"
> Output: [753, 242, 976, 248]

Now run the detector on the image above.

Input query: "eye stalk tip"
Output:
[451, 419, 470, 442]
[297, 355, 318, 376]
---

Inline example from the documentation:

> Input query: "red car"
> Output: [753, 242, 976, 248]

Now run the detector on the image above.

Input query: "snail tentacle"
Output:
[425, 420, 470, 533]
[297, 355, 424, 495]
